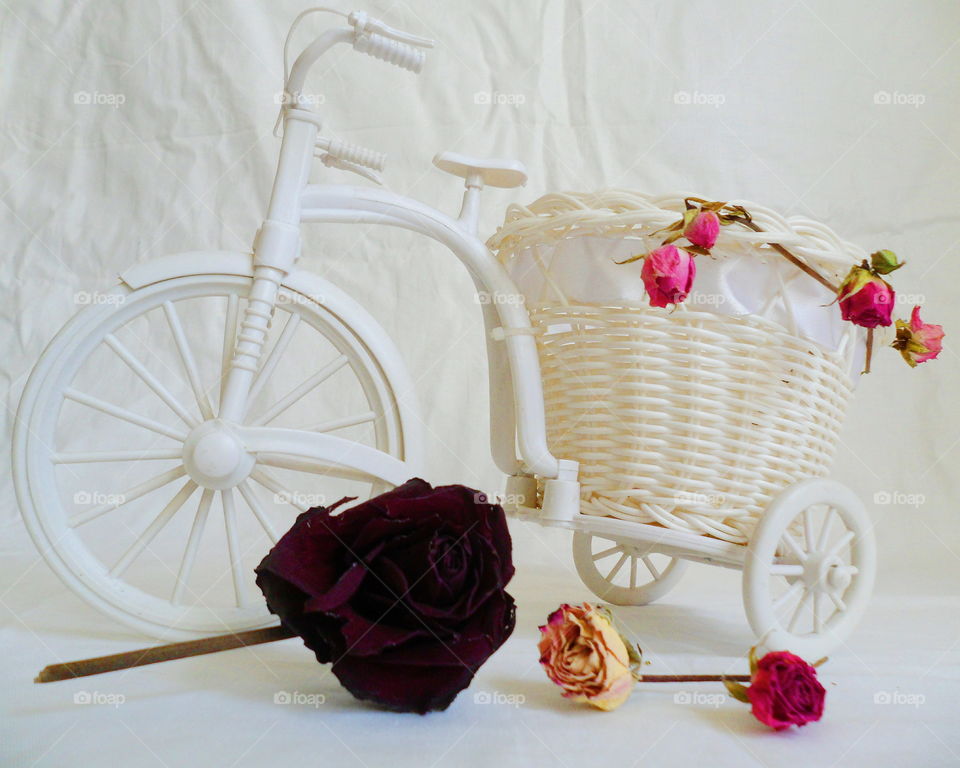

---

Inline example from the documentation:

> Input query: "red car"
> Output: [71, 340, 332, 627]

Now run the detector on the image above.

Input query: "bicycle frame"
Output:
[217, 105, 563, 482]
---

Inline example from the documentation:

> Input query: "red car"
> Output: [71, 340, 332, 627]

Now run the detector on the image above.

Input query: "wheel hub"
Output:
[182, 420, 254, 489]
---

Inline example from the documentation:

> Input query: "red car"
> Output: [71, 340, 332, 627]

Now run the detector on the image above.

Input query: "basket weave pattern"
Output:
[489, 191, 863, 545]
[531, 304, 854, 544]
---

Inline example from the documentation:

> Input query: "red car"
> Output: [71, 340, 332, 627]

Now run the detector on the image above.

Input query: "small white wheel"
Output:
[14, 274, 418, 639]
[572, 532, 687, 606]
[743, 478, 876, 659]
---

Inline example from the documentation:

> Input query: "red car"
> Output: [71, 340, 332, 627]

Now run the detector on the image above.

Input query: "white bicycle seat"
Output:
[432, 151, 528, 188]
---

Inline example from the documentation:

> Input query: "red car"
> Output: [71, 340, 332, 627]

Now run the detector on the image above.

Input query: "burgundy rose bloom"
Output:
[255, 479, 516, 714]
[747, 651, 826, 730]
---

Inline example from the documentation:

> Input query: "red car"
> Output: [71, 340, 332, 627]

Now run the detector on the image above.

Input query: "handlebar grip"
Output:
[325, 138, 386, 171]
[354, 33, 426, 73]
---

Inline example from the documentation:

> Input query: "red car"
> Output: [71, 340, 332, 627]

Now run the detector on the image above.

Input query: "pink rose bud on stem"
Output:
[641, 244, 696, 308]
[724, 648, 826, 731]
[893, 305, 944, 366]
[837, 266, 894, 328]
[683, 209, 720, 250]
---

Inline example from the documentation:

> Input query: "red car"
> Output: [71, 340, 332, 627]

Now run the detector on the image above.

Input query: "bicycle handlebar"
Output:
[282, 10, 435, 182]
[286, 11, 434, 96]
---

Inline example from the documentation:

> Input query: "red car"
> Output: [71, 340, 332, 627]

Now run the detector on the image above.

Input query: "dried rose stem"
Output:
[739, 220, 840, 294]
[638, 674, 751, 683]
[35, 624, 295, 684]
[863, 327, 874, 374]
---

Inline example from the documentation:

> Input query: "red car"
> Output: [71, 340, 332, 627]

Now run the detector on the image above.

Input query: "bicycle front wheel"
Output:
[14, 273, 417, 638]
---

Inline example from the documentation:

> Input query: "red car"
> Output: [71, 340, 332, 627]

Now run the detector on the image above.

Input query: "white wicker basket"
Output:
[489, 190, 867, 544]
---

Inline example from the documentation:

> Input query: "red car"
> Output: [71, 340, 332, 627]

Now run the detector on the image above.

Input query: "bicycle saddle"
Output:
[432, 151, 528, 188]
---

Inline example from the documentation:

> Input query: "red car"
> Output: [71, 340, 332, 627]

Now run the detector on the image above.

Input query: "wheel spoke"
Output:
[69, 465, 186, 527]
[249, 468, 309, 512]
[788, 589, 812, 633]
[817, 506, 835, 551]
[110, 480, 197, 577]
[220, 294, 239, 405]
[172, 489, 214, 604]
[306, 411, 377, 433]
[769, 564, 805, 577]
[828, 592, 847, 612]
[606, 552, 629, 581]
[53, 449, 181, 464]
[221, 489, 247, 608]
[592, 544, 623, 562]
[163, 301, 215, 420]
[641, 555, 661, 580]
[803, 508, 814, 552]
[237, 481, 279, 544]
[826, 530, 855, 560]
[629, 556, 638, 588]
[105, 334, 198, 427]
[250, 354, 349, 427]
[247, 312, 301, 408]
[813, 590, 823, 633]
[773, 580, 805, 612]
[780, 531, 808, 562]
[64, 388, 188, 441]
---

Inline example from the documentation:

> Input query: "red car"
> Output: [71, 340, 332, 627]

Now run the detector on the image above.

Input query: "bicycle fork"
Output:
[218, 115, 320, 424]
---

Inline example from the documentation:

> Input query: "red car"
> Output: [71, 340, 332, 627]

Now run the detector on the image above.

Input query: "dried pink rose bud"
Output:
[837, 266, 894, 328]
[893, 305, 944, 366]
[641, 244, 696, 308]
[683, 209, 720, 250]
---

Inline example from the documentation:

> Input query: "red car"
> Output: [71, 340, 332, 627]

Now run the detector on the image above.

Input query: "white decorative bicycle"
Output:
[13, 8, 875, 658]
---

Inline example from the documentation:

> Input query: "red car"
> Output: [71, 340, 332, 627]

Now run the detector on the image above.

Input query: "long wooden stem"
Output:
[739, 220, 840, 294]
[639, 674, 751, 683]
[35, 625, 295, 683]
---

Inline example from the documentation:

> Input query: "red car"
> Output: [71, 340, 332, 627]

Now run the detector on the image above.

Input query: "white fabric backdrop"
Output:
[2, 1, 959, 765]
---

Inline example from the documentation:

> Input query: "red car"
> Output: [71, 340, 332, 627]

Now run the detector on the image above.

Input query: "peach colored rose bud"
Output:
[837, 266, 894, 328]
[893, 305, 944, 366]
[641, 244, 696, 308]
[538, 603, 635, 711]
[683, 209, 720, 249]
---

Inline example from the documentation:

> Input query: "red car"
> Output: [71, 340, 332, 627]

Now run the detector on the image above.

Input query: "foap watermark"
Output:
[473, 491, 527, 508]
[674, 490, 726, 508]
[873, 490, 925, 508]
[474, 90, 526, 107]
[674, 691, 726, 708]
[873, 90, 925, 108]
[73, 690, 125, 708]
[274, 491, 327, 508]
[474, 291, 525, 306]
[274, 690, 326, 708]
[473, 690, 525, 708]
[275, 91, 326, 107]
[873, 690, 925, 708]
[686, 292, 728, 308]
[74, 491, 126, 506]
[74, 291, 126, 306]
[276, 291, 324, 307]
[674, 90, 725, 108]
[74, 90, 126, 109]
[896, 293, 926, 307]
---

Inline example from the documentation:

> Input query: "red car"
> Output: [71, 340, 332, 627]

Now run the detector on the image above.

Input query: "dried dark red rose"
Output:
[254, 478, 516, 714]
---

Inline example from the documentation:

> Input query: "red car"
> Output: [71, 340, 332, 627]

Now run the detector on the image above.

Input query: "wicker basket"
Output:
[488, 190, 865, 544]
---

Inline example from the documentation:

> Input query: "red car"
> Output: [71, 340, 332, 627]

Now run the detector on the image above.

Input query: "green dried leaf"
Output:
[748, 645, 759, 677]
[723, 678, 751, 703]
[615, 253, 646, 265]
